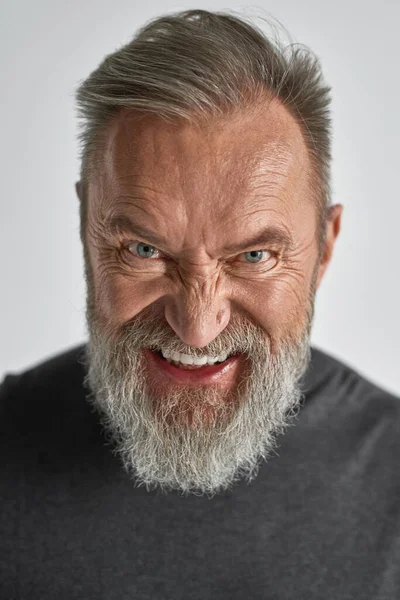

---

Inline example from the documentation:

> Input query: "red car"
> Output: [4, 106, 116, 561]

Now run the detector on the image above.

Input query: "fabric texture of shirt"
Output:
[1, 344, 400, 600]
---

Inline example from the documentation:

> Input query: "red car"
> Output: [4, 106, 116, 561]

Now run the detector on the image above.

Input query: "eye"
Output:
[126, 242, 161, 259]
[239, 250, 276, 265]
[124, 242, 277, 270]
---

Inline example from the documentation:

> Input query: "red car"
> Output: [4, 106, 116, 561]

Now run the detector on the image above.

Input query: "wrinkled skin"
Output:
[79, 100, 341, 357]
[76, 99, 342, 495]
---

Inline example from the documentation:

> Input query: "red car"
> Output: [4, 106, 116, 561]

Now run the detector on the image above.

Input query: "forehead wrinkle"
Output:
[246, 145, 295, 185]
[112, 179, 163, 197]
[220, 150, 294, 218]
[97, 105, 311, 235]
[100, 113, 174, 193]
[102, 195, 173, 231]
[243, 150, 309, 220]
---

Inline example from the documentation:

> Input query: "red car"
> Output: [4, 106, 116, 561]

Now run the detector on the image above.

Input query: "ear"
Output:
[316, 204, 343, 289]
[75, 180, 83, 202]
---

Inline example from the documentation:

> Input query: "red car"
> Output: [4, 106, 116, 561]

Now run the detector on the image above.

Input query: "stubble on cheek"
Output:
[258, 278, 310, 356]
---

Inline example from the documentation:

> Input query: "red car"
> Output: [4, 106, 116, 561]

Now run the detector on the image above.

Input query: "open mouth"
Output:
[153, 350, 234, 366]
[147, 348, 244, 383]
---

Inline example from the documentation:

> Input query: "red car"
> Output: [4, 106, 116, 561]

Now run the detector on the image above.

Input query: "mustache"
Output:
[90, 306, 270, 361]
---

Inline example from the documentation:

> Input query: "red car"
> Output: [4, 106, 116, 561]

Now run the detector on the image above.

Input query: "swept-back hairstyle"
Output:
[75, 9, 332, 248]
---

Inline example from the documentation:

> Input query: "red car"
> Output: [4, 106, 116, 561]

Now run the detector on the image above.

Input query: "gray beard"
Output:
[84, 308, 312, 497]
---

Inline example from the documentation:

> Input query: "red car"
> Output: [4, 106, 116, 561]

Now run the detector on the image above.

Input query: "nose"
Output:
[164, 271, 231, 349]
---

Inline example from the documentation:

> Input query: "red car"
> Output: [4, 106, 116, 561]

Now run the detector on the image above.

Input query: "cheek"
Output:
[235, 270, 313, 344]
[93, 269, 166, 326]
[91, 250, 315, 340]
[268, 279, 311, 334]
[86, 236, 164, 326]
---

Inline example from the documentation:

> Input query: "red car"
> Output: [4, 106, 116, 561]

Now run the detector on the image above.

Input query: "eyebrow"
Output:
[105, 214, 294, 254]
[105, 214, 170, 247]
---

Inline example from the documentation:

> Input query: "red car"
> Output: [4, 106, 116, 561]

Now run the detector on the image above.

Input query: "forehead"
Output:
[89, 100, 313, 234]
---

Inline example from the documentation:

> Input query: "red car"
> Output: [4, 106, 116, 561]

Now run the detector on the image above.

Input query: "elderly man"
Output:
[1, 9, 399, 600]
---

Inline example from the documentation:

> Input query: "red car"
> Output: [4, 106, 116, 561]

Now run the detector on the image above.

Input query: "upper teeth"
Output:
[160, 349, 230, 365]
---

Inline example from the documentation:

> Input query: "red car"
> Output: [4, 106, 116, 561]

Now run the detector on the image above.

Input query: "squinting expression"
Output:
[84, 99, 324, 363]
[80, 99, 344, 493]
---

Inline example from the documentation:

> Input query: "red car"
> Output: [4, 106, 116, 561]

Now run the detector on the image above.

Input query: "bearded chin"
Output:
[83, 305, 312, 498]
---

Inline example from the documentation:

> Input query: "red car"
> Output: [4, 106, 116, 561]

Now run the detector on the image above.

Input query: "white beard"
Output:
[84, 309, 312, 497]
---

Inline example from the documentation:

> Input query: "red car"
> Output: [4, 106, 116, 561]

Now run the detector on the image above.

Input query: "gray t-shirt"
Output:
[1, 345, 399, 600]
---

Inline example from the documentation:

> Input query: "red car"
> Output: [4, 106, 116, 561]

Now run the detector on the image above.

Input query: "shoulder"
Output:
[1, 343, 87, 386]
[0, 344, 89, 438]
[306, 346, 400, 405]
[0, 344, 87, 400]
[302, 346, 400, 442]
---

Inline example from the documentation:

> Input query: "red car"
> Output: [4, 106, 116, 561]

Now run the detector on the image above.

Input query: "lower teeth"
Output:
[171, 360, 222, 367]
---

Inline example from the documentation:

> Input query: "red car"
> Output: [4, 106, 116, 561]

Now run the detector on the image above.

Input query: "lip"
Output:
[145, 349, 245, 387]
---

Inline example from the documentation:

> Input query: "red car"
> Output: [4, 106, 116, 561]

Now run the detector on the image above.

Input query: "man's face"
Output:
[80, 100, 339, 496]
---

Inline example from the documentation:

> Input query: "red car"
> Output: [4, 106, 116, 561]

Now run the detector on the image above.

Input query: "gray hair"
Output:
[75, 9, 332, 248]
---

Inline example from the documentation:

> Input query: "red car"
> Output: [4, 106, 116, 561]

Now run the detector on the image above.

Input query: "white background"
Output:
[1, 0, 399, 394]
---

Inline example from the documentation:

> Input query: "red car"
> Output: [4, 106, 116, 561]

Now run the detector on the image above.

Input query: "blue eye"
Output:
[243, 250, 270, 263]
[125, 242, 276, 269]
[128, 242, 159, 259]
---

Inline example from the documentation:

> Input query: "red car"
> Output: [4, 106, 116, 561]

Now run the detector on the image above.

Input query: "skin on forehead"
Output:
[89, 100, 315, 261]
[85, 98, 322, 349]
